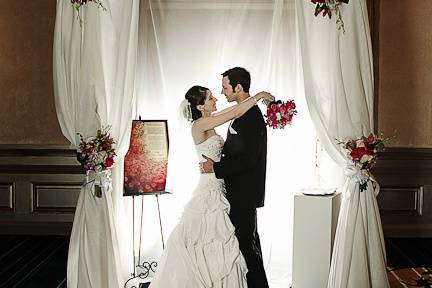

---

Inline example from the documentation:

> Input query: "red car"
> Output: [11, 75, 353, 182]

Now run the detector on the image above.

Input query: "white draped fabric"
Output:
[296, 0, 389, 287]
[54, 0, 140, 287]
[134, 0, 317, 286]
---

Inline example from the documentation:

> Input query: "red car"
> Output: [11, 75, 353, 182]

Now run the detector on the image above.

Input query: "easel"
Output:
[124, 191, 170, 288]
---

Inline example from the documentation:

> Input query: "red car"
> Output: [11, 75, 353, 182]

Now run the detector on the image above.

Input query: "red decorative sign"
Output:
[124, 120, 169, 196]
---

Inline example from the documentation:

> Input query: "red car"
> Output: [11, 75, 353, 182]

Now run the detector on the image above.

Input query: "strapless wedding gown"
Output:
[149, 134, 248, 288]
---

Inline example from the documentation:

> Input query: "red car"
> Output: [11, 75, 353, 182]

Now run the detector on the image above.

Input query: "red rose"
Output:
[104, 156, 114, 168]
[101, 142, 111, 151]
[363, 134, 376, 146]
[285, 101, 296, 110]
[350, 147, 374, 161]
[270, 103, 278, 111]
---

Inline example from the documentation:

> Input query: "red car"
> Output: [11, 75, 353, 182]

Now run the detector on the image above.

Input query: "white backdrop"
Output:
[133, 0, 317, 286]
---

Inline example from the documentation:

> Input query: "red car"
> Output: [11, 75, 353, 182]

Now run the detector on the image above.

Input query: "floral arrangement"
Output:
[77, 127, 116, 197]
[338, 133, 390, 191]
[71, 0, 106, 25]
[311, 0, 349, 32]
[263, 99, 297, 129]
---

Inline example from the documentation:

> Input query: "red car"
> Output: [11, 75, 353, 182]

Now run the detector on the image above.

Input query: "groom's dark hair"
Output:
[222, 67, 250, 93]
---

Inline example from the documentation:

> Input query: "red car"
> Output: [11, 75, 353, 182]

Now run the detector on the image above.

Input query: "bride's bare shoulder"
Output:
[191, 122, 205, 144]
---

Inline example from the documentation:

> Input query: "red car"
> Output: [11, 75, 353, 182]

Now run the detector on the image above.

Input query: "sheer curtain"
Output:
[134, 0, 316, 286]
[296, 0, 389, 287]
[54, 0, 139, 287]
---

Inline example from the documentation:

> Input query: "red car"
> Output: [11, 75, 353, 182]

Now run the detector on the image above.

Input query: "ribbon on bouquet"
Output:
[84, 170, 113, 198]
[344, 164, 380, 197]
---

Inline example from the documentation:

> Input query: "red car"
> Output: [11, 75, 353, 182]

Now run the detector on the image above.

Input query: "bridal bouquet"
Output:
[310, 0, 349, 32]
[263, 99, 297, 129]
[338, 133, 389, 191]
[77, 127, 116, 197]
[71, 0, 106, 25]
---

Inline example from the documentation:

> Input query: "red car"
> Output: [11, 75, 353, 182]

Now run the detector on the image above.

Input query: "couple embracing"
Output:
[150, 67, 273, 288]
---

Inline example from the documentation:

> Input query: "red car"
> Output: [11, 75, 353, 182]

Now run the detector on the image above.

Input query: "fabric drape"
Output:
[53, 1, 140, 287]
[296, 0, 389, 287]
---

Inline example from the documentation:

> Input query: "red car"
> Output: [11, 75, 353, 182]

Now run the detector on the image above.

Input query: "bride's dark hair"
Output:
[185, 85, 209, 121]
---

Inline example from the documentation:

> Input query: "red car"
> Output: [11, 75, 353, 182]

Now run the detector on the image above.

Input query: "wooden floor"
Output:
[0, 235, 68, 288]
[386, 238, 432, 288]
[0, 236, 431, 287]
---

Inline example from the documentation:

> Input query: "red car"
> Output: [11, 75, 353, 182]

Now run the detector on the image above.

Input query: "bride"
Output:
[149, 85, 273, 287]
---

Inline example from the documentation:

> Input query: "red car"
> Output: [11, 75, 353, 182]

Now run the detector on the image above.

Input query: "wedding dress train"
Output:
[149, 134, 248, 287]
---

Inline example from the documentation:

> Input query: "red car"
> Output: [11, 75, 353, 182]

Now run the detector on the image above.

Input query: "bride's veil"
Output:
[164, 99, 199, 228]
[178, 99, 193, 123]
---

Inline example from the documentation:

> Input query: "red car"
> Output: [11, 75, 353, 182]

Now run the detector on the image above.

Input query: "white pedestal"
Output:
[292, 191, 341, 288]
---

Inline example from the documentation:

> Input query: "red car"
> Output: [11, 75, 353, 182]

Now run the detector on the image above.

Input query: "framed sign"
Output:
[124, 120, 169, 196]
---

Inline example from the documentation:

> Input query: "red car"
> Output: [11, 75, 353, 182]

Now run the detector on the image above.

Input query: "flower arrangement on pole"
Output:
[310, 0, 349, 32]
[338, 133, 390, 192]
[77, 126, 116, 198]
[263, 99, 297, 129]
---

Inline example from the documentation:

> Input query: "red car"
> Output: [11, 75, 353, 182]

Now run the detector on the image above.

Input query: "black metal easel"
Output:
[124, 191, 170, 288]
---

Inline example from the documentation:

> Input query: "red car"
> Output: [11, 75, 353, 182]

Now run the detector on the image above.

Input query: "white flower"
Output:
[356, 139, 365, 148]
[276, 113, 282, 120]
[85, 136, 95, 143]
[360, 154, 373, 164]
[91, 151, 107, 165]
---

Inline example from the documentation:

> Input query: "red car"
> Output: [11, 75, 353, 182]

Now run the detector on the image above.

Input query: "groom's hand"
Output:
[200, 155, 214, 173]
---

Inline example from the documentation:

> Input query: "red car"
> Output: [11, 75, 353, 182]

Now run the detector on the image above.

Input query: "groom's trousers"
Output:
[229, 207, 269, 288]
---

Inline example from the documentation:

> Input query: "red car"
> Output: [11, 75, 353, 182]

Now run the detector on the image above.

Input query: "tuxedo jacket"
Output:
[214, 105, 267, 209]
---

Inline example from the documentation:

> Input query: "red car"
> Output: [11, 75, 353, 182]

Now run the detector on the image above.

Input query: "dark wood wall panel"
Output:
[0, 146, 84, 235]
[0, 183, 14, 211]
[373, 148, 432, 237]
[33, 184, 81, 213]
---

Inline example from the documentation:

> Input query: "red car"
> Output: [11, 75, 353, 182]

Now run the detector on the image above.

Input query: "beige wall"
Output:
[0, 1, 431, 147]
[378, 0, 432, 148]
[0, 1, 67, 145]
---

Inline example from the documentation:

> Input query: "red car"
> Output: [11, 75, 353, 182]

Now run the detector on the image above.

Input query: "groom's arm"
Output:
[214, 110, 264, 178]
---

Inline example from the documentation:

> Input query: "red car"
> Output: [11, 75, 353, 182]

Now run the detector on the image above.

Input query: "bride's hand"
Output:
[255, 91, 275, 102]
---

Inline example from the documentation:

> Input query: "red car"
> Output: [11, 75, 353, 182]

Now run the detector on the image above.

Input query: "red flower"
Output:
[264, 99, 297, 129]
[104, 156, 114, 168]
[76, 127, 116, 172]
[344, 139, 355, 150]
[362, 133, 376, 146]
[285, 101, 296, 110]
[101, 142, 111, 151]
[349, 147, 372, 161]
[265, 100, 297, 129]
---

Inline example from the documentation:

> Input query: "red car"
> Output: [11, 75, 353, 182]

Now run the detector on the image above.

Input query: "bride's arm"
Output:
[211, 105, 236, 117]
[193, 92, 273, 133]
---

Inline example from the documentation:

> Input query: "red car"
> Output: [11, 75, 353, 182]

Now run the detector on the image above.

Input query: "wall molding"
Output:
[0, 145, 84, 235]
[373, 148, 432, 237]
[0, 183, 14, 212]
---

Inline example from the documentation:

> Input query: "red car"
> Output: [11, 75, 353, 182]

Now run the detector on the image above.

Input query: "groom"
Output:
[201, 67, 269, 288]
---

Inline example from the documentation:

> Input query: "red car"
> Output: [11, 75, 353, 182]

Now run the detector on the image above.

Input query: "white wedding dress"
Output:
[149, 134, 248, 288]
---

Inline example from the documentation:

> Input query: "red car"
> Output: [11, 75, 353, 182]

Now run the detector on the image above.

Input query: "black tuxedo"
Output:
[214, 104, 269, 288]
